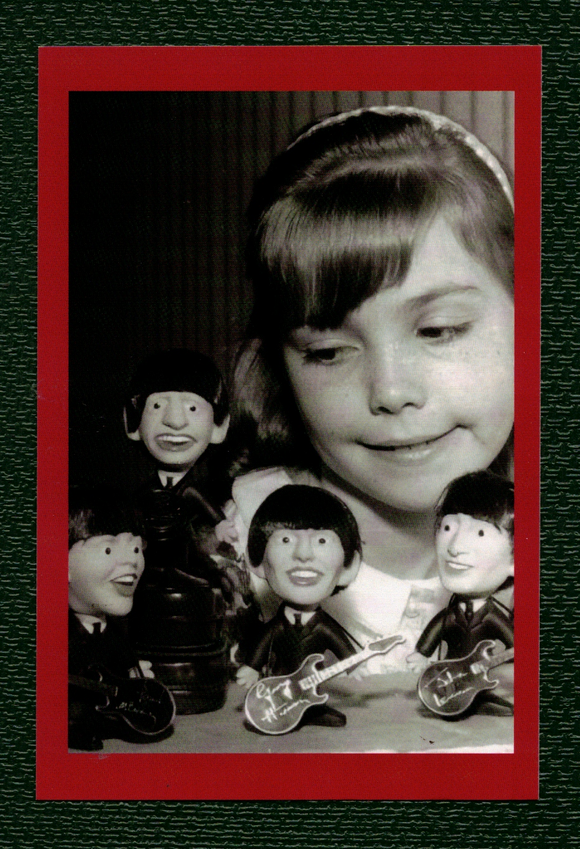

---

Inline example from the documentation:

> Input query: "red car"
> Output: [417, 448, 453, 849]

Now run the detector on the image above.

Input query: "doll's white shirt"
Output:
[224, 467, 451, 672]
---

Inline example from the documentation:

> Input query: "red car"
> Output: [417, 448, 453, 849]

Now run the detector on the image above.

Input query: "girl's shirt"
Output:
[223, 467, 451, 672]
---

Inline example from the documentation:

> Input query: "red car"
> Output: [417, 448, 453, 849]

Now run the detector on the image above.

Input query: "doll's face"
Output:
[436, 513, 513, 599]
[257, 528, 357, 608]
[129, 391, 229, 471]
[69, 533, 145, 618]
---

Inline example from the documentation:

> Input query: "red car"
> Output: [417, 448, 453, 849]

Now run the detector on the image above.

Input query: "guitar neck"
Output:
[485, 647, 514, 670]
[303, 635, 403, 688]
[69, 674, 117, 697]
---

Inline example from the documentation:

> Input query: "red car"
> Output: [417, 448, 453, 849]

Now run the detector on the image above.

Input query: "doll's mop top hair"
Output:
[69, 485, 145, 549]
[247, 484, 362, 569]
[435, 470, 514, 542]
[124, 348, 229, 433]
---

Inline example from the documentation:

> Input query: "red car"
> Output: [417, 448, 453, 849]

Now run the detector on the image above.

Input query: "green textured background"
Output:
[1, 2, 577, 846]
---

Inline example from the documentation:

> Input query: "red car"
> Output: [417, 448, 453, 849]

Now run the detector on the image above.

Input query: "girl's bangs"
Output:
[258, 171, 436, 334]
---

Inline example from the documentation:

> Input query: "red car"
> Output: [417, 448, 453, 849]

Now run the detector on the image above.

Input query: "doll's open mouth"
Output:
[287, 569, 322, 585]
[155, 435, 194, 451]
[111, 574, 139, 595]
[444, 560, 471, 571]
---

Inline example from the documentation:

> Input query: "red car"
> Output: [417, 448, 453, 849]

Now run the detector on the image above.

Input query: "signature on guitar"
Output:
[417, 639, 514, 717]
[245, 633, 405, 735]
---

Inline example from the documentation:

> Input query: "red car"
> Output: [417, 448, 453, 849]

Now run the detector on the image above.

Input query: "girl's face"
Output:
[283, 216, 514, 514]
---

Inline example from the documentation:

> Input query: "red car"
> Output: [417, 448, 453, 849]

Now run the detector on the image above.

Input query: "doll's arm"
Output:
[409, 609, 447, 664]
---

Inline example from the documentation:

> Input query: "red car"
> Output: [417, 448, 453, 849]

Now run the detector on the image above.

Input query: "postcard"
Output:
[37, 45, 541, 800]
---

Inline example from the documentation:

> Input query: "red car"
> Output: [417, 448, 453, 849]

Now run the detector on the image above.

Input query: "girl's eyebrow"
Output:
[403, 284, 483, 311]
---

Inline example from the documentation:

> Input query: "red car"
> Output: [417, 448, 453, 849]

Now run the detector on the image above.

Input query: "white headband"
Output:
[289, 105, 514, 210]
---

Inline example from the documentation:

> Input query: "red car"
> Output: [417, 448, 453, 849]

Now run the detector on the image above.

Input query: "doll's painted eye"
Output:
[444, 525, 450, 532]
[134, 546, 140, 554]
[153, 402, 161, 409]
[189, 405, 197, 412]
[105, 547, 112, 555]
[478, 530, 485, 537]
[282, 536, 291, 543]
[318, 536, 327, 544]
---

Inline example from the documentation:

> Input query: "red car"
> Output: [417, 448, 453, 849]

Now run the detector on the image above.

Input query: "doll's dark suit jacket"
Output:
[245, 604, 356, 677]
[415, 594, 514, 660]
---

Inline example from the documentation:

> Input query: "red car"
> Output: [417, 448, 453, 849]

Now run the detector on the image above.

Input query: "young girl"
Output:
[226, 106, 514, 670]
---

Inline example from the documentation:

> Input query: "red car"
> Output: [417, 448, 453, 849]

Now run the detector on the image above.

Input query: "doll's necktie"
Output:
[462, 600, 474, 622]
[293, 613, 302, 628]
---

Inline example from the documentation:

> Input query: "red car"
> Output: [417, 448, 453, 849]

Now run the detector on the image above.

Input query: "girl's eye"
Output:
[303, 346, 354, 365]
[417, 323, 471, 343]
[105, 547, 112, 555]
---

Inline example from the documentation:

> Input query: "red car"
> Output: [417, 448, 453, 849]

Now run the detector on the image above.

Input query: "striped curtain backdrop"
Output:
[69, 91, 514, 488]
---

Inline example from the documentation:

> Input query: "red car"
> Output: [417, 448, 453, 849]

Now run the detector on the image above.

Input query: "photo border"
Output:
[37, 44, 541, 800]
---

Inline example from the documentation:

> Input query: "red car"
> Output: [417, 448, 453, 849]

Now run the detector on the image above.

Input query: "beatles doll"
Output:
[124, 349, 238, 713]
[407, 470, 514, 715]
[236, 485, 362, 728]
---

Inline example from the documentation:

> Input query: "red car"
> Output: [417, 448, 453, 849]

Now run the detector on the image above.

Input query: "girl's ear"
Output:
[336, 551, 361, 588]
[210, 413, 230, 445]
[124, 409, 142, 442]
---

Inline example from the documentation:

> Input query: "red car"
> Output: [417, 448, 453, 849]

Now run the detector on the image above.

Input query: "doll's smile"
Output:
[155, 434, 195, 451]
[287, 568, 323, 586]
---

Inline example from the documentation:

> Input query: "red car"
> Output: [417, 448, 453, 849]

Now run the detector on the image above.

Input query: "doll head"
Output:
[125, 349, 230, 472]
[68, 486, 146, 618]
[233, 108, 514, 509]
[247, 485, 362, 609]
[435, 470, 514, 600]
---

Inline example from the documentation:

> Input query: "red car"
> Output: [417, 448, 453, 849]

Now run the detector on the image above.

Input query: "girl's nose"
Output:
[367, 344, 426, 415]
[293, 533, 314, 562]
[162, 397, 187, 429]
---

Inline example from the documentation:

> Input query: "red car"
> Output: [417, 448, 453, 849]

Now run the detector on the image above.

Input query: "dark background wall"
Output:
[69, 90, 514, 491]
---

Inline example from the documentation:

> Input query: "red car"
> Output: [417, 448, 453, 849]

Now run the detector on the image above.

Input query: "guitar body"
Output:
[418, 639, 508, 717]
[70, 666, 176, 735]
[245, 654, 329, 735]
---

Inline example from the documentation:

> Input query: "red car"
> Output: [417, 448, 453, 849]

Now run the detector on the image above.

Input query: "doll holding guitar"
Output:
[407, 470, 514, 717]
[68, 485, 175, 750]
[236, 485, 405, 732]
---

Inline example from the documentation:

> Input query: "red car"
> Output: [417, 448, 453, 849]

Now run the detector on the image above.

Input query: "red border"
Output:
[37, 45, 541, 800]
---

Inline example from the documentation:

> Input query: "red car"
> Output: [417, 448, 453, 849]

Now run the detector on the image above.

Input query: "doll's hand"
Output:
[405, 652, 431, 674]
[236, 665, 260, 689]
[215, 518, 239, 545]
[138, 660, 155, 679]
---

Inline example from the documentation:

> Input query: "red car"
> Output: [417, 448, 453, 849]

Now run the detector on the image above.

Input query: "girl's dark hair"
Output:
[232, 110, 514, 472]
[247, 484, 362, 569]
[69, 485, 145, 549]
[435, 470, 514, 542]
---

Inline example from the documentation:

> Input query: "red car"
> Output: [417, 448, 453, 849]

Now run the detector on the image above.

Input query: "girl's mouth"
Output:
[358, 428, 458, 462]
[287, 569, 322, 586]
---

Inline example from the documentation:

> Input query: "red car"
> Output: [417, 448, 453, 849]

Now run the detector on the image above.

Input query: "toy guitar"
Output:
[69, 665, 176, 735]
[417, 639, 514, 717]
[244, 633, 405, 735]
